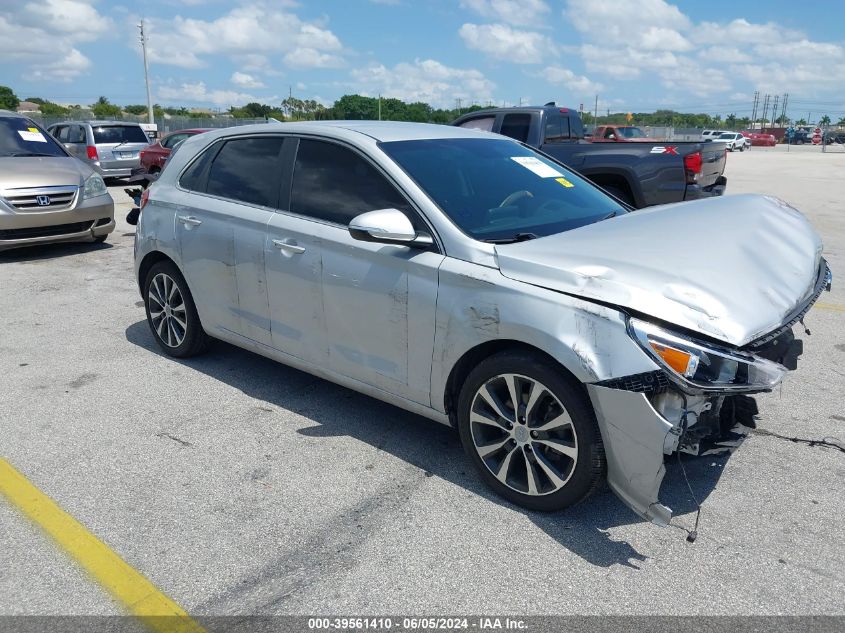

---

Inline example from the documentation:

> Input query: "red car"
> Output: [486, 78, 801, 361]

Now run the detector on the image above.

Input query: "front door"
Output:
[287, 138, 443, 405]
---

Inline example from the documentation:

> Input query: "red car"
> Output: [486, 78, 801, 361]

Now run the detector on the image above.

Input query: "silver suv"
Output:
[48, 120, 150, 179]
[134, 122, 829, 525]
[0, 110, 114, 251]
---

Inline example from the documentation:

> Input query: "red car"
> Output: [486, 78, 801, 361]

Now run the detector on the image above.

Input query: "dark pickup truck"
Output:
[452, 105, 727, 208]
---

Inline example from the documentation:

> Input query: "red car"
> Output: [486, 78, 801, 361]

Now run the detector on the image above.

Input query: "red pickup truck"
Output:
[592, 125, 652, 142]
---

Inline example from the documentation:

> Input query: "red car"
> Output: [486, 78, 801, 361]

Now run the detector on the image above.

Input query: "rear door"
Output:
[287, 137, 444, 405]
[92, 124, 149, 171]
[264, 137, 328, 364]
[175, 136, 283, 340]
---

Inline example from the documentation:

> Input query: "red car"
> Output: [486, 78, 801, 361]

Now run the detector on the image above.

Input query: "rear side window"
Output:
[543, 115, 571, 143]
[459, 116, 495, 132]
[162, 133, 189, 149]
[291, 139, 411, 225]
[499, 113, 531, 143]
[68, 126, 85, 143]
[92, 125, 148, 144]
[205, 137, 284, 208]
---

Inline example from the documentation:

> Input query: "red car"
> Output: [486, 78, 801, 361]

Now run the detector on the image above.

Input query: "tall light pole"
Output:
[138, 20, 154, 124]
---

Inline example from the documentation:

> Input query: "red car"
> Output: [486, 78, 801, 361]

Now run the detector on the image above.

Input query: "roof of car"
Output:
[197, 120, 503, 143]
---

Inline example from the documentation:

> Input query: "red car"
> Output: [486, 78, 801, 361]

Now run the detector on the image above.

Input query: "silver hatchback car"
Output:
[134, 122, 830, 525]
[48, 120, 150, 179]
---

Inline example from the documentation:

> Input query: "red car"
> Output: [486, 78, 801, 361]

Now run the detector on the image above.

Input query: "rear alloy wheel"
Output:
[457, 351, 605, 511]
[143, 261, 210, 357]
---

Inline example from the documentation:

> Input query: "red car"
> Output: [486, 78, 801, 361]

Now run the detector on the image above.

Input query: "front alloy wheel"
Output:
[457, 350, 605, 511]
[469, 374, 578, 496]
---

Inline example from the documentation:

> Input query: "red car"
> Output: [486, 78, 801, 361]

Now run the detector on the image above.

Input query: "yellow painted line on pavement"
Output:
[815, 301, 845, 313]
[0, 458, 205, 633]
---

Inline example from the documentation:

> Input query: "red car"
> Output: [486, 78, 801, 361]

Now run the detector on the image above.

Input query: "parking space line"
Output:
[0, 458, 206, 633]
[814, 302, 845, 313]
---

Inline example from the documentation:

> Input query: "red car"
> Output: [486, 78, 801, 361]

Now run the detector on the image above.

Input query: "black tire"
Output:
[739, 145, 745, 152]
[456, 350, 606, 511]
[143, 260, 211, 357]
[602, 185, 635, 207]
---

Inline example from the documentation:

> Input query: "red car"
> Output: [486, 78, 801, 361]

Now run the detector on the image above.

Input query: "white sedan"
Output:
[716, 131, 746, 151]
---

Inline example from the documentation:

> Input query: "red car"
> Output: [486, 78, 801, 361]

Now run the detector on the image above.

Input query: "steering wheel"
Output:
[498, 190, 533, 208]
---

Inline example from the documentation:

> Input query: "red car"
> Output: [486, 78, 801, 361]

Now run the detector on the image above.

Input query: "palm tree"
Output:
[795, 118, 807, 126]
[838, 117, 845, 126]
[820, 115, 831, 126]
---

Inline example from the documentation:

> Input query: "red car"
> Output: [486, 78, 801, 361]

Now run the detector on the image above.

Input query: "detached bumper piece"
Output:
[586, 384, 678, 527]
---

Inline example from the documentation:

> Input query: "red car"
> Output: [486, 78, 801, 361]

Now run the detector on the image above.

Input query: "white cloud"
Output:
[145, 4, 346, 70]
[0, 0, 112, 82]
[158, 81, 277, 107]
[231, 72, 265, 89]
[460, 0, 550, 27]
[351, 58, 495, 107]
[459, 23, 557, 64]
[283, 48, 345, 69]
[541, 66, 603, 96]
[565, 0, 845, 102]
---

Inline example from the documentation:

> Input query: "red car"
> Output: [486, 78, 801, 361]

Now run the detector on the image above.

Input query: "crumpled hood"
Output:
[495, 194, 824, 346]
[0, 157, 89, 191]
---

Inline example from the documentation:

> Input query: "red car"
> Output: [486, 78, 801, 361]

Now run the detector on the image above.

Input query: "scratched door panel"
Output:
[319, 224, 443, 405]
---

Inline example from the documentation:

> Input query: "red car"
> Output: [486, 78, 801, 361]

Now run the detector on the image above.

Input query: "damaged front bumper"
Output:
[586, 263, 831, 526]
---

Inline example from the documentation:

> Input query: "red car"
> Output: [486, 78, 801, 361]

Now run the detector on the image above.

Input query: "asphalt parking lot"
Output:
[1, 144, 844, 618]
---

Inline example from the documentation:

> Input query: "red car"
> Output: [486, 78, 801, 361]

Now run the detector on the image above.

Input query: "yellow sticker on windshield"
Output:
[27, 127, 38, 133]
[555, 177, 575, 188]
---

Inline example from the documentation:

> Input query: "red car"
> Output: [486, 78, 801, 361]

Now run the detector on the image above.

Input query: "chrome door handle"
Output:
[272, 239, 305, 254]
[178, 216, 202, 226]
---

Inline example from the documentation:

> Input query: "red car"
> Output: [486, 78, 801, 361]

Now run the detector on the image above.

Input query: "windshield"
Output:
[619, 127, 646, 138]
[0, 117, 67, 157]
[92, 125, 149, 144]
[718, 133, 736, 139]
[380, 138, 626, 242]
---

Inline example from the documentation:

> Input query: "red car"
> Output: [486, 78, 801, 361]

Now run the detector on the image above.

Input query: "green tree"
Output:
[124, 104, 148, 115]
[795, 118, 807, 126]
[91, 96, 122, 118]
[820, 115, 831, 126]
[0, 85, 20, 111]
[837, 117, 845, 125]
[39, 101, 69, 117]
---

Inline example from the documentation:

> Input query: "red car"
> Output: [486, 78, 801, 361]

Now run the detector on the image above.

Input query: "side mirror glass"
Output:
[348, 208, 432, 248]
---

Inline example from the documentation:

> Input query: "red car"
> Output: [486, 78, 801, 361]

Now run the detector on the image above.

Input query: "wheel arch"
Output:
[137, 250, 179, 294]
[443, 339, 587, 428]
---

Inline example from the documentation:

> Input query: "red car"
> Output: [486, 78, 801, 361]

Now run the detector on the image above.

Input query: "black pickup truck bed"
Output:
[452, 106, 727, 208]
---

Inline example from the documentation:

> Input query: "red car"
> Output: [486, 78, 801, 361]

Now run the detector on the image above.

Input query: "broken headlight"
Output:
[628, 318, 787, 393]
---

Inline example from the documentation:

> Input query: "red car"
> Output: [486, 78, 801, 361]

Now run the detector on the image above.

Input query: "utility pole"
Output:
[138, 20, 154, 125]
[780, 93, 788, 126]
[594, 94, 598, 125]
[770, 95, 779, 130]
[760, 94, 770, 132]
[751, 91, 759, 129]
[378, 94, 381, 121]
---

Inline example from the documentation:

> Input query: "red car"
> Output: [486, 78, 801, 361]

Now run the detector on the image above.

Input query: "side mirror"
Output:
[348, 208, 433, 248]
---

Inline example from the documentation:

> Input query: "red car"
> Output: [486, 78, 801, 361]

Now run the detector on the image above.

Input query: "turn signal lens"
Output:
[140, 188, 150, 209]
[649, 342, 698, 377]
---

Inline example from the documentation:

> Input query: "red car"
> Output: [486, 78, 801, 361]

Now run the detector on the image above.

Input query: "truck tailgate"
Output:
[698, 142, 727, 188]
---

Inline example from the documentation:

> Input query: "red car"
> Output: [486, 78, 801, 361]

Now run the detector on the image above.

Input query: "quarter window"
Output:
[205, 137, 284, 208]
[543, 115, 571, 144]
[290, 139, 412, 225]
[499, 113, 531, 143]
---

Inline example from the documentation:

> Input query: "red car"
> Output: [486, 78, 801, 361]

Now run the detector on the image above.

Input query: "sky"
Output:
[1, 0, 845, 120]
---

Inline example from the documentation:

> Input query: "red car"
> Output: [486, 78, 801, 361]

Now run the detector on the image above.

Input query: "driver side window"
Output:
[290, 139, 416, 227]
